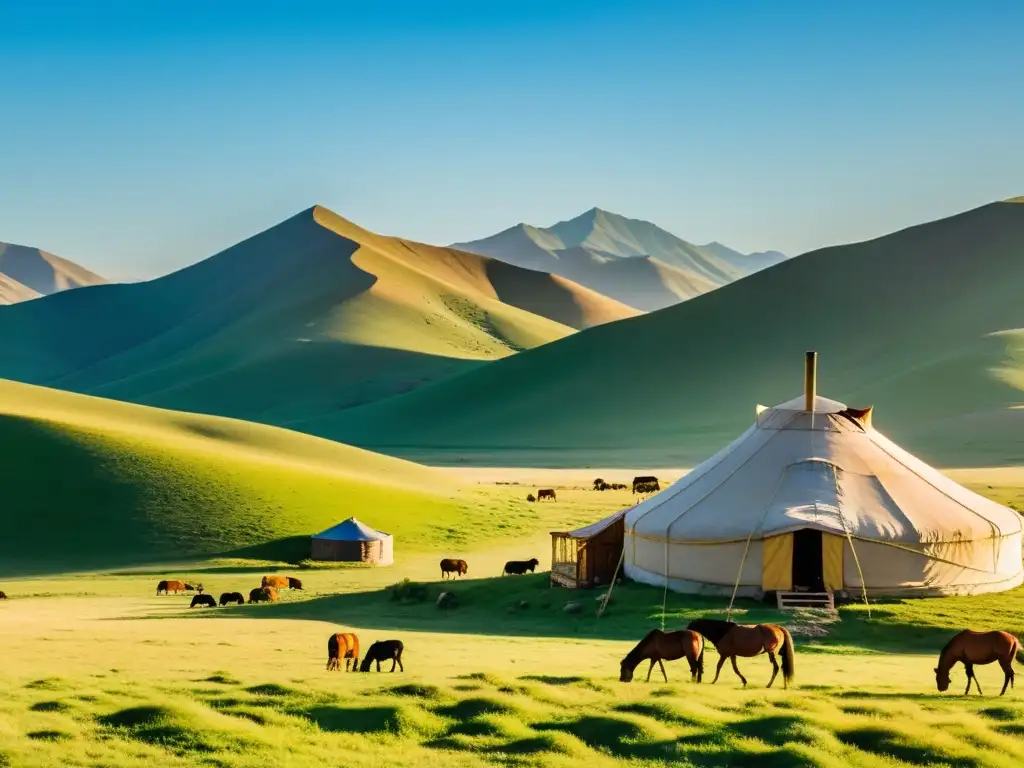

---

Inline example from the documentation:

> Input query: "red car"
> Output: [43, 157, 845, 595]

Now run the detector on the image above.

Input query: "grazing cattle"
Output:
[0, 591, 7, 599]
[190, 594, 216, 608]
[935, 629, 1022, 696]
[218, 592, 245, 606]
[537, 488, 556, 502]
[327, 632, 360, 672]
[360, 640, 405, 672]
[261, 575, 289, 590]
[248, 586, 279, 603]
[632, 476, 660, 494]
[287, 577, 303, 590]
[156, 580, 195, 595]
[503, 558, 540, 576]
[526, 494, 536, 503]
[440, 559, 468, 579]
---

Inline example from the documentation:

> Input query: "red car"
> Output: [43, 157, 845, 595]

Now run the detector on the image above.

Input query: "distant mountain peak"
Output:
[0, 241, 105, 304]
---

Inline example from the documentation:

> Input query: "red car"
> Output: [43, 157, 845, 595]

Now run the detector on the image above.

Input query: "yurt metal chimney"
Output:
[804, 351, 817, 412]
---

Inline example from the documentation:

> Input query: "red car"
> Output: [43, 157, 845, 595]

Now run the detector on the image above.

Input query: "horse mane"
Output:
[938, 634, 958, 664]
[687, 618, 737, 644]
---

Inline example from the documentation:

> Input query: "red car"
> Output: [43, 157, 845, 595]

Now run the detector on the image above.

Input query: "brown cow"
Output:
[327, 632, 360, 672]
[249, 586, 278, 603]
[156, 580, 195, 595]
[261, 575, 289, 590]
[537, 489, 556, 502]
[440, 558, 468, 579]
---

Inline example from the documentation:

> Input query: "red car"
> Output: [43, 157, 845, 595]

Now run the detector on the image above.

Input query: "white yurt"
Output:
[624, 353, 1023, 598]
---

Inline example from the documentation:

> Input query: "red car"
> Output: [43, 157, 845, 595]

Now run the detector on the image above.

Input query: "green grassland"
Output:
[316, 200, 1024, 468]
[4, 527, 1024, 768]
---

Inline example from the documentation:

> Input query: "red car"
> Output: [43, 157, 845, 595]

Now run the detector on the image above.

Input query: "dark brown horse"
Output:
[619, 629, 705, 683]
[935, 630, 1023, 696]
[688, 619, 795, 689]
[327, 633, 360, 672]
[359, 640, 404, 672]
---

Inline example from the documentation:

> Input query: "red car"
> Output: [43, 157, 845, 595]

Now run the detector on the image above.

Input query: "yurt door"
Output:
[791, 529, 825, 592]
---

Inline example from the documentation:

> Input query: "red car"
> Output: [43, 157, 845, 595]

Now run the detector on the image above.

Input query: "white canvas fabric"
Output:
[624, 395, 1023, 596]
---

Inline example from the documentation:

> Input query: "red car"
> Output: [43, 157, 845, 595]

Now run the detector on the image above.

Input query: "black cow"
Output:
[503, 558, 540, 575]
[190, 594, 216, 608]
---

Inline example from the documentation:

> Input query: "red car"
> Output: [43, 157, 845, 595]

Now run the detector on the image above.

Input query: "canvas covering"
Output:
[625, 395, 1023, 596]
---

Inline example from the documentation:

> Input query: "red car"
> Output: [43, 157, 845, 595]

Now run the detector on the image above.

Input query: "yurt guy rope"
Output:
[597, 545, 626, 620]
[726, 466, 791, 621]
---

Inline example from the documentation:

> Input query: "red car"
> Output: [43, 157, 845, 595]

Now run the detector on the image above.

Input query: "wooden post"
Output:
[804, 351, 817, 412]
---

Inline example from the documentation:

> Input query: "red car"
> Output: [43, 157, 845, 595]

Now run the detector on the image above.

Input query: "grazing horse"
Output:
[935, 630, 1023, 696]
[503, 558, 539, 576]
[537, 489, 556, 502]
[190, 594, 216, 608]
[156, 580, 194, 595]
[249, 586, 278, 603]
[262, 575, 290, 590]
[218, 592, 245, 606]
[688, 618, 795, 689]
[440, 559, 468, 579]
[327, 633, 360, 672]
[359, 640, 405, 672]
[620, 629, 705, 683]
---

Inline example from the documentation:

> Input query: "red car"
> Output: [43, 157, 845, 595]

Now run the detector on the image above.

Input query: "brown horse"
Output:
[620, 629, 705, 683]
[688, 619, 795, 689]
[935, 630, 1023, 696]
[440, 559, 468, 579]
[327, 633, 360, 672]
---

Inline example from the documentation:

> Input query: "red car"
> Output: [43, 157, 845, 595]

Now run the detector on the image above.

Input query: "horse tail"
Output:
[696, 635, 705, 681]
[1014, 636, 1024, 665]
[780, 627, 795, 684]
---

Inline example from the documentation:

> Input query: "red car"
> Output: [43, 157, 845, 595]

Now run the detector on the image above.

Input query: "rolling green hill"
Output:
[0, 378, 478, 574]
[453, 208, 786, 310]
[316, 200, 1024, 468]
[0, 207, 636, 425]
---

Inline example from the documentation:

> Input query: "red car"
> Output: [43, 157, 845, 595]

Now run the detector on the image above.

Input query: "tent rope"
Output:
[726, 466, 791, 621]
[661, 535, 669, 630]
[597, 545, 625, 620]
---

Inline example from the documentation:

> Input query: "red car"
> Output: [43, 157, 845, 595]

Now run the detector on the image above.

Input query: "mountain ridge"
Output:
[0, 241, 105, 304]
[452, 207, 786, 310]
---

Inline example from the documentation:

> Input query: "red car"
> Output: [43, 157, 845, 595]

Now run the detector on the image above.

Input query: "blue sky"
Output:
[1, 1, 1021, 281]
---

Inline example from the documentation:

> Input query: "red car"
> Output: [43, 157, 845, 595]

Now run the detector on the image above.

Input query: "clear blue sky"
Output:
[1, 1, 1021, 281]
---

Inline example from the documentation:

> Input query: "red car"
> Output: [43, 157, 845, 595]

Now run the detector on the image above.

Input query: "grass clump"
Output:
[389, 578, 429, 603]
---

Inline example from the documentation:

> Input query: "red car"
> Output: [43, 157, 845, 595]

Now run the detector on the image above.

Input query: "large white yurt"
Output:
[624, 353, 1023, 598]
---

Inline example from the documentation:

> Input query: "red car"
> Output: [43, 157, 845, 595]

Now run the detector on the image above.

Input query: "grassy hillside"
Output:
[0, 207, 635, 425]
[454, 208, 781, 311]
[318, 200, 1024, 468]
[0, 378, 482, 574]
[0, 241, 105, 303]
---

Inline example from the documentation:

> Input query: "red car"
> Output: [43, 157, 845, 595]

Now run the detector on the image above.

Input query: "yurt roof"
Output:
[561, 508, 630, 540]
[312, 517, 390, 541]
[627, 392, 1022, 547]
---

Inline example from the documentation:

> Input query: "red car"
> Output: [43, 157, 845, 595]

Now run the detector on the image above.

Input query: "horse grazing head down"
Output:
[935, 666, 951, 692]
[619, 659, 635, 683]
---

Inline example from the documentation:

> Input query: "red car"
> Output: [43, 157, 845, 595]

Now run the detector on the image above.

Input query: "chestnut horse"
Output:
[688, 618, 795, 689]
[619, 629, 704, 683]
[935, 630, 1023, 696]
[327, 633, 360, 672]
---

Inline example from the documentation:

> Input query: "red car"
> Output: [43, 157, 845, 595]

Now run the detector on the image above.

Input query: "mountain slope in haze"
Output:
[452, 208, 785, 311]
[0, 241, 105, 304]
[0, 206, 636, 425]
[318, 200, 1024, 469]
[0, 378, 476, 574]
